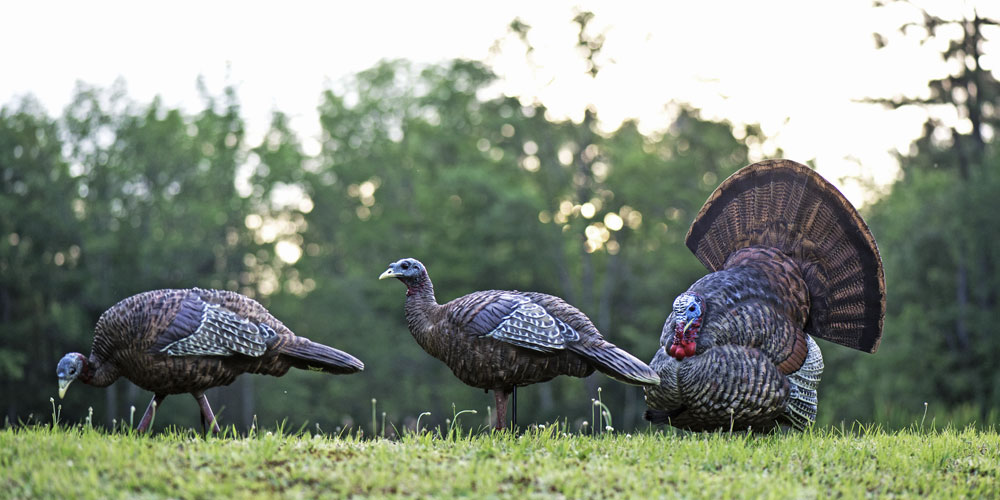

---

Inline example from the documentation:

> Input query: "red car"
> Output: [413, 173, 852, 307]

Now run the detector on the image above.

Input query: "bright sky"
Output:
[2, 0, 996, 207]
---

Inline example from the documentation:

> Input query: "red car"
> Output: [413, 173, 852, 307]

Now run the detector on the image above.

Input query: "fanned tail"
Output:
[685, 159, 886, 353]
[570, 342, 660, 386]
[782, 335, 824, 430]
[279, 338, 364, 375]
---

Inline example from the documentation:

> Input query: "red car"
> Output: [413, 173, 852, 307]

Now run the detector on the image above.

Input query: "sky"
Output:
[2, 0, 996, 206]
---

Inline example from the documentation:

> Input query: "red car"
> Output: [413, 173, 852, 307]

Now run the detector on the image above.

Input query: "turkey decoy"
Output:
[56, 288, 364, 434]
[380, 258, 659, 430]
[644, 159, 885, 431]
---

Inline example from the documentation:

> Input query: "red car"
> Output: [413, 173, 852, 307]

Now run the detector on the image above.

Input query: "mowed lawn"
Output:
[1, 424, 997, 499]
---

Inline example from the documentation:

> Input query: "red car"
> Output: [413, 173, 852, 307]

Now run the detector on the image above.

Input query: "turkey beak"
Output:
[58, 378, 72, 399]
[378, 268, 398, 280]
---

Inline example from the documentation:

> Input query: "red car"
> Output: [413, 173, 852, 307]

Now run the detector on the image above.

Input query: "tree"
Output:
[823, 1, 1000, 426]
[0, 96, 84, 424]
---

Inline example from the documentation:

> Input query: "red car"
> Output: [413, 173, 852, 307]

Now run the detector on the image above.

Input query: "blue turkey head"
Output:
[667, 292, 704, 361]
[56, 352, 87, 399]
[379, 258, 430, 294]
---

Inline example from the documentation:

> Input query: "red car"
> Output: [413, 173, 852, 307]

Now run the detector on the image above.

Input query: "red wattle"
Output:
[668, 342, 696, 361]
[683, 342, 696, 356]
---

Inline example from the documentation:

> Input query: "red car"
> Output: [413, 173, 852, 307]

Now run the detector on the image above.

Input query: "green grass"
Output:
[1, 422, 997, 499]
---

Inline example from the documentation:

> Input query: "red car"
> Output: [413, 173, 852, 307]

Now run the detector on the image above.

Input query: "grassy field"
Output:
[2, 421, 998, 499]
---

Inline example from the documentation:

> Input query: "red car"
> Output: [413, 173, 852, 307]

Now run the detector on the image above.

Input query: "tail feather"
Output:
[782, 335, 824, 430]
[280, 338, 364, 375]
[570, 342, 660, 386]
[685, 159, 885, 353]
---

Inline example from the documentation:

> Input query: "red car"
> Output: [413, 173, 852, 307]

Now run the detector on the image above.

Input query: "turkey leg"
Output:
[492, 390, 508, 430]
[136, 394, 166, 433]
[193, 392, 221, 435]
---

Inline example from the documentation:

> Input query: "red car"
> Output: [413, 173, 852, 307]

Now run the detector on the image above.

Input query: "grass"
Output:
[1, 421, 998, 499]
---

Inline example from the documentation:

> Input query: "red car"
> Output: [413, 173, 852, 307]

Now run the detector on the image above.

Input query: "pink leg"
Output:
[193, 392, 221, 435]
[493, 390, 509, 430]
[136, 394, 166, 433]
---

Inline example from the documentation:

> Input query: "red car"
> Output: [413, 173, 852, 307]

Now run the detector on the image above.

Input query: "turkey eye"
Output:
[401, 263, 410, 270]
[688, 305, 696, 312]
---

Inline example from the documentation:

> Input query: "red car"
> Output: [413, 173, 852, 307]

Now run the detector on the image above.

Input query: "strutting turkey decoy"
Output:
[56, 288, 364, 433]
[644, 159, 885, 431]
[380, 258, 660, 429]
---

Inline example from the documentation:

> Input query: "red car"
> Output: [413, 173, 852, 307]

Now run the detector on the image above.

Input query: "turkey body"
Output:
[382, 258, 659, 429]
[644, 160, 884, 431]
[645, 248, 822, 431]
[410, 290, 610, 390]
[57, 288, 364, 433]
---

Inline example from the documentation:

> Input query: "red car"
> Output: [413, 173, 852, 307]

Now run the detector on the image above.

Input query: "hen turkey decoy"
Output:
[644, 159, 885, 431]
[380, 258, 660, 430]
[56, 288, 364, 434]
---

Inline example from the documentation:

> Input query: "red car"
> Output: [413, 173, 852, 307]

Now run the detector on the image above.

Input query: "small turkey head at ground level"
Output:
[56, 352, 89, 399]
[668, 292, 704, 360]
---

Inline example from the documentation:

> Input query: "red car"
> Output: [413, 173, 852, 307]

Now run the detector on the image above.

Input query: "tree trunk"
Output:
[964, 15, 986, 166]
[955, 249, 969, 352]
[597, 252, 621, 335]
[537, 381, 554, 413]
[241, 376, 254, 429]
[623, 385, 639, 430]
[123, 382, 139, 427]
[105, 381, 118, 428]
[1, 286, 9, 323]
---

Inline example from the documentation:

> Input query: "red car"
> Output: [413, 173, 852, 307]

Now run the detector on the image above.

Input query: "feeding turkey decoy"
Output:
[56, 288, 364, 434]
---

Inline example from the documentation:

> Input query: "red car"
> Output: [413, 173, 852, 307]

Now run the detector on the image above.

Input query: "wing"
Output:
[152, 293, 277, 357]
[471, 293, 579, 352]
